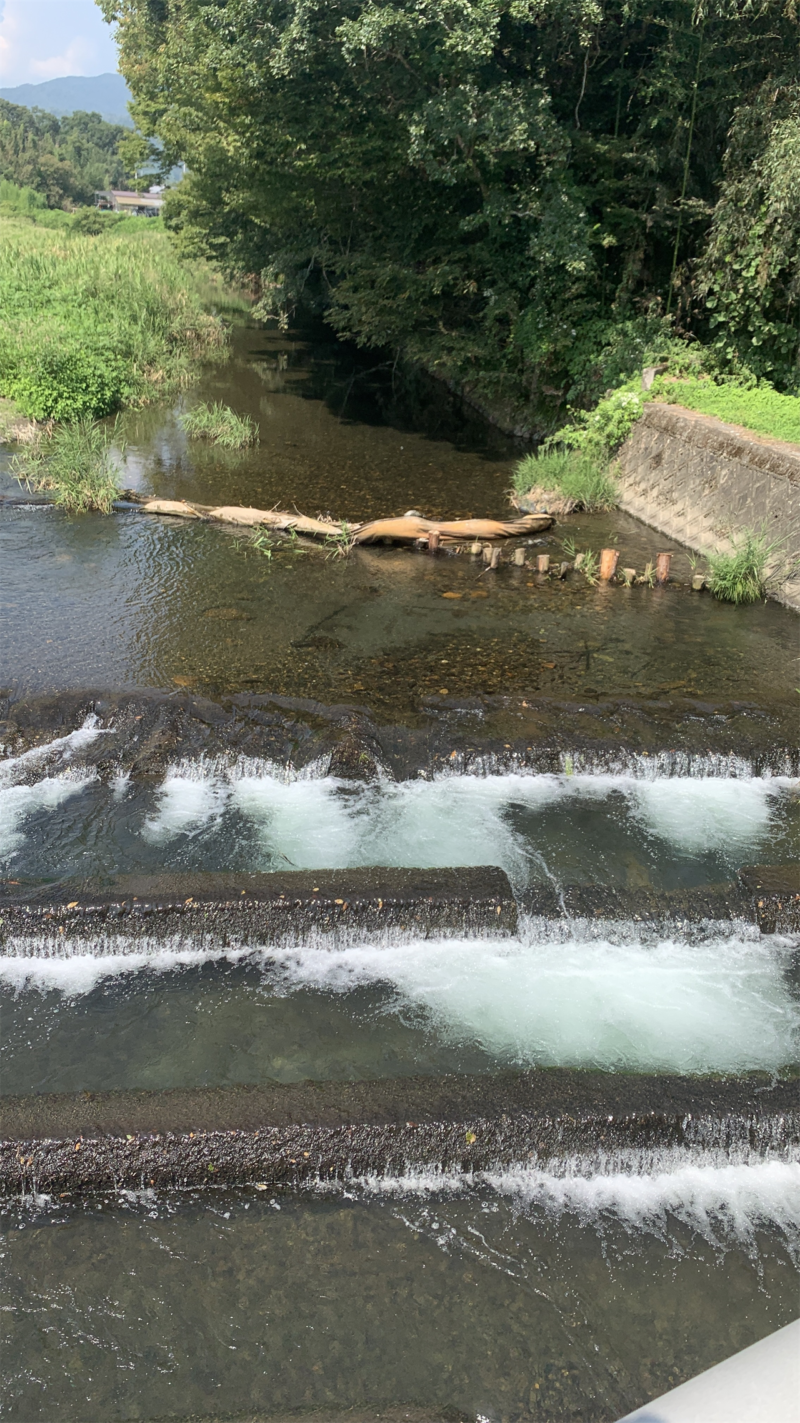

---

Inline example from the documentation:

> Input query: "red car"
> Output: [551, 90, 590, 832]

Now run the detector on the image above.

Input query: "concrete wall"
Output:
[615, 402, 800, 610]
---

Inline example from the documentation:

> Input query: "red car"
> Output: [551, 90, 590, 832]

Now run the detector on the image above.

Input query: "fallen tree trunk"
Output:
[353, 514, 553, 544]
[130, 495, 552, 545]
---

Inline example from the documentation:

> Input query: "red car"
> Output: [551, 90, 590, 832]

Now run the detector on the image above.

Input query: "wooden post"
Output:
[655, 551, 672, 584]
[536, 553, 550, 573]
[489, 546, 502, 570]
[621, 567, 636, 587]
[691, 572, 705, 591]
[470, 541, 482, 555]
[428, 529, 440, 553]
[599, 548, 619, 581]
[482, 545, 493, 563]
[559, 562, 571, 579]
[512, 546, 526, 566]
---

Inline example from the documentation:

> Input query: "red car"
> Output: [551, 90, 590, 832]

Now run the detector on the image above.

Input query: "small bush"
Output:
[514, 449, 617, 511]
[553, 383, 647, 457]
[706, 529, 776, 605]
[12, 418, 124, 513]
[70, 207, 126, 236]
[181, 401, 258, 449]
[1, 343, 125, 421]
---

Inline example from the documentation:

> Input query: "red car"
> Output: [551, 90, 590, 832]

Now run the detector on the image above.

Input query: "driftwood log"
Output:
[129, 495, 553, 546]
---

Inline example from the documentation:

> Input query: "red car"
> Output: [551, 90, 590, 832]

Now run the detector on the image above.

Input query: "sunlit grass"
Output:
[513, 448, 618, 510]
[180, 401, 259, 448]
[11, 418, 124, 513]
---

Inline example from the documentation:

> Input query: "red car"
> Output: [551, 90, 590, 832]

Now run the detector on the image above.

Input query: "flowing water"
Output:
[1, 320, 799, 1422]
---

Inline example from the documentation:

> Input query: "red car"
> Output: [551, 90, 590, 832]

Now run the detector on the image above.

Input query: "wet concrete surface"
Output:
[2, 1068, 797, 1194]
[0, 866, 518, 945]
[3, 870, 799, 945]
[2, 688, 797, 782]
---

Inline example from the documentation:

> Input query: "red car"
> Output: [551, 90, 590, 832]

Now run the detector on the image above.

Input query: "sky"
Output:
[0, 0, 118, 87]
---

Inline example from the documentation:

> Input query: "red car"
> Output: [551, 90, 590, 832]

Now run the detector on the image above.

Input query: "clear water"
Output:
[1, 927, 799, 1093]
[2, 1160, 798, 1422]
[1, 325, 797, 715]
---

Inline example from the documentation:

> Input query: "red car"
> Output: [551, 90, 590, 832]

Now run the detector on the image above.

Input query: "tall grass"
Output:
[513, 449, 618, 511]
[706, 529, 780, 605]
[181, 401, 258, 449]
[0, 214, 242, 422]
[11, 419, 124, 513]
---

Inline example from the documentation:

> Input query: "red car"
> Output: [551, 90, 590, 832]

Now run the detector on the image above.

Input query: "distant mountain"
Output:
[0, 73, 132, 127]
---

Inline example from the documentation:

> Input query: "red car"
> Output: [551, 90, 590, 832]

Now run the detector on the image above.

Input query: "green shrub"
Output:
[180, 401, 258, 449]
[706, 530, 776, 605]
[0, 343, 125, 421]
[514, 449, 617, 510]
[11, 418, 124, 513]
[551, 382, 648, 458]
[70, 207, 126, 236]
[0, 178, 46, 215]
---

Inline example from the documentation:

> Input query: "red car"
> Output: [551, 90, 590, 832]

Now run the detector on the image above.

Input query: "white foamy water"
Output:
[342, 1153, 800, 1253]
[230, 774, 358, 868]
[0, 714, 109, 788]
[628, 776, 780, 856]
[263, 933, 800, 1075]
[141, 757, 232, 842]
[138, 766, 796, 879]
[0, 743, 795, 877]
[2, 931, 797, 1077]
[0, 770, 97, 861]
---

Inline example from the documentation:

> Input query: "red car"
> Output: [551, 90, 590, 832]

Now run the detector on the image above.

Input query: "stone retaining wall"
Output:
[615, 402, 800, 610]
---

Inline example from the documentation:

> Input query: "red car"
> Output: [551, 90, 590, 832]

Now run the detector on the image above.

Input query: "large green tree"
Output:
[100, 0, 799, 398]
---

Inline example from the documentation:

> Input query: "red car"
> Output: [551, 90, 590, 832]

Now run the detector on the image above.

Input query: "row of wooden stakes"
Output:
[466, 543, 679, 584]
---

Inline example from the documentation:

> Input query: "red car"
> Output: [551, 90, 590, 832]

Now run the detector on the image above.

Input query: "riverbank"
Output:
[0, 214, 244, 426]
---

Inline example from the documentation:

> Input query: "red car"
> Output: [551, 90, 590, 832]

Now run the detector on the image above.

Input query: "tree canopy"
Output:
[0, 100, 131, 207]
[101, 0, 800, 399]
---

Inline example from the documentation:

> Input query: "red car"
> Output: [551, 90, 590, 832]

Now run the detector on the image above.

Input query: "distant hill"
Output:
[0, 73, 132, 126]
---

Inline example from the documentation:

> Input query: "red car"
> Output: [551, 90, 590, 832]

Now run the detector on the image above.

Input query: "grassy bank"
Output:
[655, 380, 800, 446]
[0, 211, 243, 423]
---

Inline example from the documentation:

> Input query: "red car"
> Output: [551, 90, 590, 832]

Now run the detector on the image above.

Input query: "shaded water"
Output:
[1, 324, 797, 714]
[2, 1170, 798, 1423]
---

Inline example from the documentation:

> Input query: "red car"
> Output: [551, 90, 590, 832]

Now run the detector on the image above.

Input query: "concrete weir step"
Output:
[141, 1411, 467, 1423]
[0, 866, 518, 947]
[1, 1070, 797, 1195]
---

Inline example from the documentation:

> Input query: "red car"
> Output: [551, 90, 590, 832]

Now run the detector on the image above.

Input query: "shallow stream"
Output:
[1, 320, 798, 1422]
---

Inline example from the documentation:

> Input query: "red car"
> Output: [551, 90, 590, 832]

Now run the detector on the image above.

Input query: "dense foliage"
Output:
[0, 215, 229, 420]
[0, 99, 131, 207]
[101, 0, 799, 404]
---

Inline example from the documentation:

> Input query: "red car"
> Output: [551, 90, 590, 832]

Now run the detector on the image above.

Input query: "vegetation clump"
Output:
[706, 531, 777, 606]
[181, 402, 258, 448]
[514, 449, 617, 511]
[11, 418, 124, 513]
